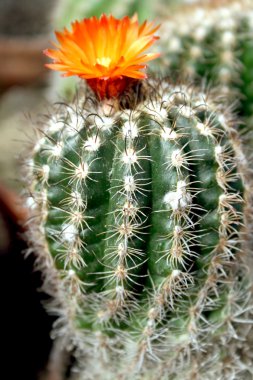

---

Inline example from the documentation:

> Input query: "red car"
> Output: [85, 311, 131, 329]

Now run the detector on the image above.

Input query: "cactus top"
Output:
[44, 14, 160, 99]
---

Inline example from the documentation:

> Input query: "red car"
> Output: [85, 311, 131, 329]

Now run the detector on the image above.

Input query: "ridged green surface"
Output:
[26, 81, 252, 379]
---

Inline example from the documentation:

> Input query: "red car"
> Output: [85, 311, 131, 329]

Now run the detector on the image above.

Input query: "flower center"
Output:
[96, 57, 112, 67]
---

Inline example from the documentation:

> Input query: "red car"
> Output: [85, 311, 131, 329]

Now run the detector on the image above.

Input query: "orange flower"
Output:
[44, 14, 160, 99]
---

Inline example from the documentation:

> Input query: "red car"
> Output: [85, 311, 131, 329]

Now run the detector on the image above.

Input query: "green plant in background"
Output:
[24, 14, 253, 380]
[58, 0, 155, 27]
[156, 0, 253, 136]
[57, 0, 187, 26]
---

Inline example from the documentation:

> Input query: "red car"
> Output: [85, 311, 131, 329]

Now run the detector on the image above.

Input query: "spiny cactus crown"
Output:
[24, 79, 253, 379]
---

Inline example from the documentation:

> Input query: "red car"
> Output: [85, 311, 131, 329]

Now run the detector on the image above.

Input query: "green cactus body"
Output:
[26, 81, 252, 379]
[156, 1, 253, 133]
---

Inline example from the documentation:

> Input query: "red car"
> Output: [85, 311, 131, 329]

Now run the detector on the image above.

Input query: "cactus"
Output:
[24, 80, 253, 379]
[24, 13, 253, 380]
[156, 0, 253, 133]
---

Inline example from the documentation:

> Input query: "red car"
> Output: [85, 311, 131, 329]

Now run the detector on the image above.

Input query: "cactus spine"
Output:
[24, 80, 253, 379]
[157, 1, 253, 133]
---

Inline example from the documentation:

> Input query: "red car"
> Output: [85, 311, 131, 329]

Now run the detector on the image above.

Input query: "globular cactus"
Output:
[24, 14, 253, 380]
[157, 0, 253, 133]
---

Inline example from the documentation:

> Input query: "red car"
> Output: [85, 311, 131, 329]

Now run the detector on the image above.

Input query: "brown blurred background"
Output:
[0, 2, 61, 379]
[0, 0, 59, 190]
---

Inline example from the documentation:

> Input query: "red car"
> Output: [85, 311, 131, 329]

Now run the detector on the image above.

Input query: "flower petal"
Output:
[44, 14, 160, 98]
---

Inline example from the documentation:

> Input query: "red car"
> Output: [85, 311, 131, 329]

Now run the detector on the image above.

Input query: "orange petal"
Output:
[44, 14, 160, 98]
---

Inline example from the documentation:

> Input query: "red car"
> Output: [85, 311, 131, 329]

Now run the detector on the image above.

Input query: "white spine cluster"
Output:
[128, 103, 202, 370]
[96, 114, 148, 326]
